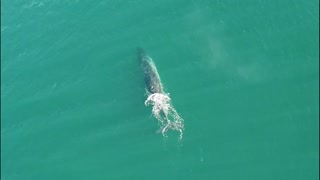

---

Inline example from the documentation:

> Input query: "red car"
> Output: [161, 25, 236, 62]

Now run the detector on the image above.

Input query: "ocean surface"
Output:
[1, 0, 319, 179]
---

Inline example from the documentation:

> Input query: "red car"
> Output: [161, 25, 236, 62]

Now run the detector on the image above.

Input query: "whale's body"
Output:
[138, 48, 164, 94]
[137, 48, 184, 138]
[138, 48, 169, 130]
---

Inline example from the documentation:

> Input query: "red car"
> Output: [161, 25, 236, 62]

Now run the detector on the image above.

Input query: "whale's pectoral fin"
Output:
[156, 123, 170, 136]
[157, 112, 171, 136]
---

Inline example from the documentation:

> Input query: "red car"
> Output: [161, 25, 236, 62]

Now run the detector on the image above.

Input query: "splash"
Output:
[144, 92, 184, 140]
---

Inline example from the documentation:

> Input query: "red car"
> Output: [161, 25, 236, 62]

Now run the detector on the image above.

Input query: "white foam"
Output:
[145, 92, 184, 140]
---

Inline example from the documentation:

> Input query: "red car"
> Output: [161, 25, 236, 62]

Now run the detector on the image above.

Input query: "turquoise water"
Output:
[1, 0, 319, 179]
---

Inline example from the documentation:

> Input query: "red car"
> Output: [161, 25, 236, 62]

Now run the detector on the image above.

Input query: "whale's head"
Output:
[137, 47, 146, 61]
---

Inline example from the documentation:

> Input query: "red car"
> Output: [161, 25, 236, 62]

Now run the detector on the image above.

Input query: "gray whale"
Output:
[138, 48, 170, 129]
[137, 48, 164, 94]
[137, 48, 184, 138]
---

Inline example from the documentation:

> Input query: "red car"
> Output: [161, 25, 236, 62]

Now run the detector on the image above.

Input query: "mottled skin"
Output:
[138, 48, 170, 133]
[137, 48, 164, 94]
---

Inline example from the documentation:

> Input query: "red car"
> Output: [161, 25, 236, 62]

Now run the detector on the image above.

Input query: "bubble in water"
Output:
[145, 92, 184, 140]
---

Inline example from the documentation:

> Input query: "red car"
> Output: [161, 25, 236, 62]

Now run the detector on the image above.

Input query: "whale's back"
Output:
[138, 48, 164, 94]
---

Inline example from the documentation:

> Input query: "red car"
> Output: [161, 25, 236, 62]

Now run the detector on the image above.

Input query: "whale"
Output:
[137, 48, 171, 130]
[137, 48, 184, 138]
[137, 47, 164, 94]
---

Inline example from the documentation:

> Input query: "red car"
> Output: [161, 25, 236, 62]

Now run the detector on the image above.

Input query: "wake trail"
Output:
[144, 92, 184, 140]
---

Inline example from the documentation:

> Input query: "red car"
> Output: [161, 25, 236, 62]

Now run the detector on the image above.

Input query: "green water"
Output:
[1, 0, 319, 179]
